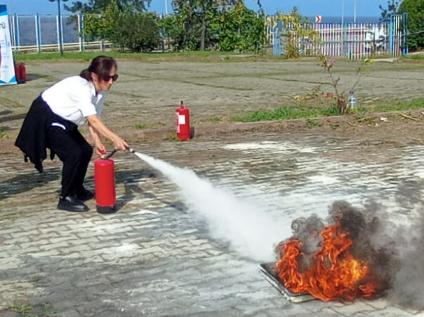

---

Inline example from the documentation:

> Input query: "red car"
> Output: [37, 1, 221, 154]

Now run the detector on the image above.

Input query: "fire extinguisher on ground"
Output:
[15, 62, 26, 84]
[94, 150, 117, 214]
[176, 100, 191, 141]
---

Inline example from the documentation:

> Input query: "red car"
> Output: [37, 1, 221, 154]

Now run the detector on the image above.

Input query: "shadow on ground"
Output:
[84, 168, 189, 213]
[0, 167, 60, 200]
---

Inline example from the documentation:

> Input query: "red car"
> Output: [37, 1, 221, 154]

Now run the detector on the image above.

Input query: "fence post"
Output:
[272, 21, 283, 56]
[35, 13, 41, 53]
[56, 15, 60, 52]
[13, 13, 20, 51]
[78, 13, 85, 52]
[8, 15, 14, 48]
[388, 14, 394, 57]
[56, 12, 64, 54]
[402, 12, 408, 56]
[341, 23, 344, 58]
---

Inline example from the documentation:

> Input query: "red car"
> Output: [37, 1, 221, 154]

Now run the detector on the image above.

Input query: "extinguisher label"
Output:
[178, 114, 186, 125]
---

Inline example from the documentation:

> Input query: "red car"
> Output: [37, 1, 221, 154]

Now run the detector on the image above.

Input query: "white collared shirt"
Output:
[41, 76, 105, 125]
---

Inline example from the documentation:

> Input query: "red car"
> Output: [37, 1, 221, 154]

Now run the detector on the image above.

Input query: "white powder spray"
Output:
[135, 152, 289, 262]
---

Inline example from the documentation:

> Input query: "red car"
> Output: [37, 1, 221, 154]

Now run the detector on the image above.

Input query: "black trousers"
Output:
[47, 123, 93, 198]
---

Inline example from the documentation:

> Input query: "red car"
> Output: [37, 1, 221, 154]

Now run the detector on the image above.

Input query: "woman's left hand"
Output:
[95, 143, 107, 156]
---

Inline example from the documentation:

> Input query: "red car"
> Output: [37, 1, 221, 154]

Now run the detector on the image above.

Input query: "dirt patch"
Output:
[1, 58, 424, 163]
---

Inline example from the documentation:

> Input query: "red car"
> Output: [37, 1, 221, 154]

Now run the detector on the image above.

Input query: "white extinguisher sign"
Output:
[178, 114, 186, 125]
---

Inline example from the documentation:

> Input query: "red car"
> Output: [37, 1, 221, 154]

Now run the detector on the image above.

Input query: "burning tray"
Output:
[259, 263, 315, 303]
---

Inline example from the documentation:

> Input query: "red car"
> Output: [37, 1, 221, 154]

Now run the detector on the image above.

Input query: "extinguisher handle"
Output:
[103, 149, 117, 160]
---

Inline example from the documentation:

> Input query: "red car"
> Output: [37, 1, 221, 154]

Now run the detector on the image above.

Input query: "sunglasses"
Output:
[102, 74, 119, 82]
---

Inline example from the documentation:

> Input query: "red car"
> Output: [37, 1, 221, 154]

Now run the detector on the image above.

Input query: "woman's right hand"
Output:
[112, 136, 129, 151]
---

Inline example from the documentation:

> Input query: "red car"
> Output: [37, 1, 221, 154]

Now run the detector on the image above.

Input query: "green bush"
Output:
[399, 0, 424, 50]
[211, 4, 265, 52]
[111, 12, 161, 52]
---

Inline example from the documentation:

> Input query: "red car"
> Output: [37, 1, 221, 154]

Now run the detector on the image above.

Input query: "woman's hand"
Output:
[87, 115, 128, 152]
[95, 142, 107, 156]
[112, 136, 129, 151]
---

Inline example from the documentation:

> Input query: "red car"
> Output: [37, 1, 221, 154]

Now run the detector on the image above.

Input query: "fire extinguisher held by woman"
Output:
[15, 55, 129, 212]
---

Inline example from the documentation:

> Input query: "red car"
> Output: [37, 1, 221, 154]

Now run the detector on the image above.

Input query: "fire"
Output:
[276, 224, 378, 301]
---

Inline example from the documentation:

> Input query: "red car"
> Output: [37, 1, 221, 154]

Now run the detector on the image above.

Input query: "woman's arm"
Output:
[86, 114, 128, 151]
[88, 124, 106, 156]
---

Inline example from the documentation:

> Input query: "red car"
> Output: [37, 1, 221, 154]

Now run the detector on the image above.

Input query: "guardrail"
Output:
[12, 41, 112, 53]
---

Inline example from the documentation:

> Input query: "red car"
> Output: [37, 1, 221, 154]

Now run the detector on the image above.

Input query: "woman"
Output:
[15, 55, 128, 212]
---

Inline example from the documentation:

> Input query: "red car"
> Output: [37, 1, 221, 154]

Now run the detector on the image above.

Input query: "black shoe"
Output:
[58, 196, 89, 212]
[76, 188, 95, 201]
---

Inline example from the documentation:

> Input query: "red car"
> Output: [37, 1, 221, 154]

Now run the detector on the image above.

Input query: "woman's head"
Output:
[80, 55, 118, 92]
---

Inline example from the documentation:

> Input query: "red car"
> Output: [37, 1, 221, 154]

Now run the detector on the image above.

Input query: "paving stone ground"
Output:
[2, 132, 424, 317]
[1, 58, 424, 316]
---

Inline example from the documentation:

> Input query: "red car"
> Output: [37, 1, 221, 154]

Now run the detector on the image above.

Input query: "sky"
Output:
[1, 0, 387, 18]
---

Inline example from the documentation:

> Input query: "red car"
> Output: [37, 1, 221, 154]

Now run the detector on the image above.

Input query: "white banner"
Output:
[0, 5, 16, 86]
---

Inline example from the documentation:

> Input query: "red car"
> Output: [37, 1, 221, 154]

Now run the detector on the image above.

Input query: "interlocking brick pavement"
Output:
[1, 131, 424, 316]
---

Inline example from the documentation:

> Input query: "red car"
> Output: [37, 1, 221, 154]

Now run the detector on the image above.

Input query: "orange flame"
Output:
[276, 224, 378, 301]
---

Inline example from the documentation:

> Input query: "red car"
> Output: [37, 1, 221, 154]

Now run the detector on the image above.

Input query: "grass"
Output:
[368, 98, 424, 113]
[8, 302, 56, 317]
[233, 105, 340, 122]
[403, 54, 424, 61]
[0, 127, 8, 139]
[232, 98, 424, 123]
[13, 50, 262, 63]
[135, 123, 147, 130]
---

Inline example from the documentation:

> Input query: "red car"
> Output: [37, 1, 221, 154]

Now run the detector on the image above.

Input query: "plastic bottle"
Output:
[348, 90, 357, 109]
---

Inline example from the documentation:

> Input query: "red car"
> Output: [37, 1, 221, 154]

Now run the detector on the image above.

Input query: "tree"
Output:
[82, 0, 121, 40]
[158, 15, 182, 51]
[398, 0, 424, 51]
[379, 0, 399, 21]
[274, 7, 319, 58]
[64, 0, 150, 13]
[171, 0, 247, 50]
[211, 2, 265, 52]
[80, 0, 160, 51]
[112, 12, 161, 51]
[171, 0, 214, 50]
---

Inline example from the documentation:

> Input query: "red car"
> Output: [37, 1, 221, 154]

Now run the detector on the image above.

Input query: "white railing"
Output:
[12, 41, 112, 53]
[9, 13, 113, 54]
[267, 14, 407, 59]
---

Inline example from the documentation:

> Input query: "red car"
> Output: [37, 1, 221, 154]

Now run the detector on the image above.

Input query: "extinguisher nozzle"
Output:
[128, 148, 136, 154]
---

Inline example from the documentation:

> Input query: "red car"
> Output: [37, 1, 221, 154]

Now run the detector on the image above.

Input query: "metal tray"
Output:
[259, 262, 315, 303]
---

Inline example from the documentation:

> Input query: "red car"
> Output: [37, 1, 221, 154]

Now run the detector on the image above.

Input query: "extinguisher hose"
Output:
[103, 149, 117, 160]
[102, 148, 136, 160]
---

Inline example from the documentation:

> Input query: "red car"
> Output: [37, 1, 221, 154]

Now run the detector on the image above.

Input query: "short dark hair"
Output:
[80, 55, 118, 81]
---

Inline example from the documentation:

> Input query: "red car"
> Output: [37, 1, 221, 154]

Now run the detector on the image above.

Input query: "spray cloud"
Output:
[135, 152, 289, 262]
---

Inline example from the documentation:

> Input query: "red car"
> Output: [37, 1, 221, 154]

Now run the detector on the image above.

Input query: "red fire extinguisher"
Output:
[94, 150, 117, 214]
[15, 63, 26, 84]
[176, 100, 190, 141]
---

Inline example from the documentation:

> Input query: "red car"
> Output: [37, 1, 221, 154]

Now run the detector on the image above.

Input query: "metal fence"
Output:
[269, 14, 408, 59]
[9, 13, 408, 57]
[9, 14, 110, 53]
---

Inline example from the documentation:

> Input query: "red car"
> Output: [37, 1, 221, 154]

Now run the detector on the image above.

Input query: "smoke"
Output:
[387, 211, 424, 310]
[282, 200, 424, 309]
[135, 152, 289, 262]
